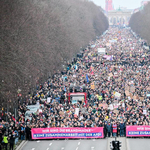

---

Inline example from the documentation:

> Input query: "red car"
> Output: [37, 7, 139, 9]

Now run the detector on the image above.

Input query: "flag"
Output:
[91, 71, 94, 75]
[12, 116, 16, 122]
[75, 65, 78, 70]
[86, 74, 89, 83]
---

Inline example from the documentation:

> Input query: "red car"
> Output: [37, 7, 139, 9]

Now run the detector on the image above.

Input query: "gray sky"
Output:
[90, 0, 143, 9]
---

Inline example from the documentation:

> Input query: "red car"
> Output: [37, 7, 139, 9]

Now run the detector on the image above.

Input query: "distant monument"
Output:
[105, 0, 132, 26]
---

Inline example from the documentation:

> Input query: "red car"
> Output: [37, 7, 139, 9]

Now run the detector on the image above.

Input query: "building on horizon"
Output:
[105, 0, 133, 26]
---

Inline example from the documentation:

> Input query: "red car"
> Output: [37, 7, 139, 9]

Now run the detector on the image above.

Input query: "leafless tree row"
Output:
[0, 0, 108, 111]
[129, 2, 150, 44]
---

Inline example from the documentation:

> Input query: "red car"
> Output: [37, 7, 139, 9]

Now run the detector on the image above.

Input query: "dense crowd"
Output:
[0, 26, 150, 149]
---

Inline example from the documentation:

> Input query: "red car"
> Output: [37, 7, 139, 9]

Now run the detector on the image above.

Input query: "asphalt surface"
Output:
[22, 139, 108, 150]
[127, 138, 150, 150]
[22, 138, 150, 150]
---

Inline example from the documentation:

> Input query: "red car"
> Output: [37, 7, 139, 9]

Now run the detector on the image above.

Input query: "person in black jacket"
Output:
[25, 125, 31, 141]
[9, 133, 15, 150]
[0, 130, 3, 150]
[103, 122, 107, 138]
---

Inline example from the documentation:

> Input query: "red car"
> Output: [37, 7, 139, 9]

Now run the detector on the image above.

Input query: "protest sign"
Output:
[126, 126, 150, 137]
[143, 109, 147, 115]
[75, 108, 79, 116]
[114, 92, 121, 99]
[109, 104, 113, 110]
[47, 97, 51, 103]
[32, 127, 104, 139]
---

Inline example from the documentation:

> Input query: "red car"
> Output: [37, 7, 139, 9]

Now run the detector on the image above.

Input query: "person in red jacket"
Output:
[112, 122, 117, 137]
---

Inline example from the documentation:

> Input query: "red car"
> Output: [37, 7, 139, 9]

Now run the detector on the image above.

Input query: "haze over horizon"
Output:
[90, 0, 144, 9]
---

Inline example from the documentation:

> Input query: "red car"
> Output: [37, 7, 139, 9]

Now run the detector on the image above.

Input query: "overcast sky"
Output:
[90, 0, 143, 9]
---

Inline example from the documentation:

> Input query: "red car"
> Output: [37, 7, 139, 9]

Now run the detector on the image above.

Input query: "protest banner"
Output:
[31, 127, 104, 139]
[75, 108, 79, 116]
[126, 126, 150, 137]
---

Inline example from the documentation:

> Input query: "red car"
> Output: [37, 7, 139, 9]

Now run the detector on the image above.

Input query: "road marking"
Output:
[78, 142, 80, 145]
[61, 147, 64, 150]
[37, 140, 40, 143]
[46, 148, 49, 150]
[76, 147, 78, 150]
[91, 147, 94, 150]
[31, 148, 35, 150]
[49, 143, 52, 146]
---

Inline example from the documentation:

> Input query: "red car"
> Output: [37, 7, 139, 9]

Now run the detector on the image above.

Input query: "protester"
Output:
[119, 121, 125, 137]
[3, 133, 8, 150]
[0, 130, 2, 150]
[9, 133, 15, 150]
[112, 122, 117, 137]
[106, 122, 112, 137]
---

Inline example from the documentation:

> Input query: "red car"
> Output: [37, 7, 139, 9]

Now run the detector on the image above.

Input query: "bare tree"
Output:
[0, 0, 108, 112]
[129, 2, 150, 44]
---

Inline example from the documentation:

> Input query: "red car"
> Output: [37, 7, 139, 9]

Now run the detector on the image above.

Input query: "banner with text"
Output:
[126, 126, 150, 137]
[31, 127, 104, 139]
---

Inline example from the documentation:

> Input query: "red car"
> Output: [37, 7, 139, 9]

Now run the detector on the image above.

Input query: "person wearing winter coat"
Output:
[112, 122, 117, 137]
[106, 122, 112, 137]
[3, 134, 8, 150]
[9, 133, 15, 150]
[119, 121, 125, 137]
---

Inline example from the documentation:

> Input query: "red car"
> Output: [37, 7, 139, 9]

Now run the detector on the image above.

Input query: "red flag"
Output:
[12, 116, 16, 122]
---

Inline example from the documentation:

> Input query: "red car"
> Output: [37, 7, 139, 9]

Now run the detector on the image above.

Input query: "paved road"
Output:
[22, 139, 108, 150]
[127, 138, 150, 150]
[22, 137, 150, 150]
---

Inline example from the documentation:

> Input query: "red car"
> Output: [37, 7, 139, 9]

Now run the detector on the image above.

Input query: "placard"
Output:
[32, 127, 104, 139]
[126, 126, 150, 137]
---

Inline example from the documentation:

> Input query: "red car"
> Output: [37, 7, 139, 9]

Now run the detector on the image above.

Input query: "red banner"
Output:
[31, 127, 104, 139]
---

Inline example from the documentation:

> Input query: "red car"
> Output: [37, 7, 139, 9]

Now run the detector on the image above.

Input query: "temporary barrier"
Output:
[126, 126, 150, 137]
[31, 127, 104, 139]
